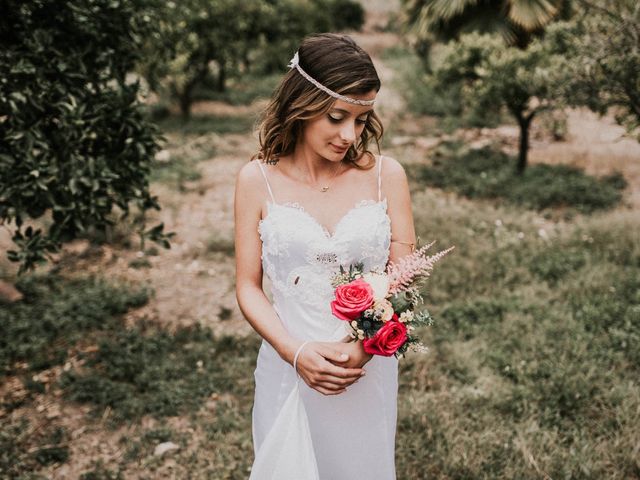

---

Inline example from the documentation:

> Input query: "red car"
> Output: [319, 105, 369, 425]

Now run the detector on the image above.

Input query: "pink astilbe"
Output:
[386, 241, 455, 295]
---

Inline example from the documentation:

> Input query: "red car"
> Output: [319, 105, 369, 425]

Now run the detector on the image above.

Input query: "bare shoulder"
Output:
[236, 160, 266, 198]
[380, 155, 408, 184]
[236, 159, 263, 187]
[235, 160, 267, 216]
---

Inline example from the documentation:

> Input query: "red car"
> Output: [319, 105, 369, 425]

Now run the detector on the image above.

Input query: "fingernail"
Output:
[341, 354, 348, 359]
[360, 371, 366, 376]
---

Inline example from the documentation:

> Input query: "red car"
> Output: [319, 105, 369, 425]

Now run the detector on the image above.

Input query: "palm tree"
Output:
[403, 0, 572, 48]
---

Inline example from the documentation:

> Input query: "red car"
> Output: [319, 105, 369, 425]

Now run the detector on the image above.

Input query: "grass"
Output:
[1, 273, 258, 477]
[60, 321, 257, 425]
[391, 188, 640, 479]
[0, 274, 149, 377]
[407, 142, 627, 214]
[150, 112, 256, 191]
[0, 417, 70, 478]
[206, 231, 235, 256]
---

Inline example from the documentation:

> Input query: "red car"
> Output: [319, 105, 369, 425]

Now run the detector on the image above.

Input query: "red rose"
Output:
[331, 279, 374, 321]
[363, 319, 407, 356]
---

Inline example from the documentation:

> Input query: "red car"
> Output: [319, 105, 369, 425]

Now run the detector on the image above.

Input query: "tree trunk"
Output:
[179, 91, 192, 120]
[216, 63, 226, 92]
[516, 112, 534, 175]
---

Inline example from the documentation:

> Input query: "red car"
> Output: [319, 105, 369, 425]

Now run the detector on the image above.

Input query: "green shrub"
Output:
[381, 46, 464, 118]
[412, 144, 626, 212]
[0, 0, 171, 273]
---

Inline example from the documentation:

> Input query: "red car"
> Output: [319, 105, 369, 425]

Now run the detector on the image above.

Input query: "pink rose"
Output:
[331, 279, 374, 321]
[363, 318, 407, 356]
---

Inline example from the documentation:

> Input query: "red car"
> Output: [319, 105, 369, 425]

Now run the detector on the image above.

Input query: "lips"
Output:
[330, 144, 349, 154]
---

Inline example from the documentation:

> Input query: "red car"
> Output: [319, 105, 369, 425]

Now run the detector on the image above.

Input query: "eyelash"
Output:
[328, 115, 368, 125]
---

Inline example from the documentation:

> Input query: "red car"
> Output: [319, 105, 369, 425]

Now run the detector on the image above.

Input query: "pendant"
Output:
[321, 186, 329, 192]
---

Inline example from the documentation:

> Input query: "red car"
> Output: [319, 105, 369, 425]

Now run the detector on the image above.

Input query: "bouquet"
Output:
[330, 241, 455, 358]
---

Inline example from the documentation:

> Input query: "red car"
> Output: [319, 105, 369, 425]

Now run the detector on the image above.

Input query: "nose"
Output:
[339, 121, 356, 144]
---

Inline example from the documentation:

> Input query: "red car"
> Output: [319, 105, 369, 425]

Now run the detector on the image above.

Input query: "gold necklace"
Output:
[293, 161, 344, 193]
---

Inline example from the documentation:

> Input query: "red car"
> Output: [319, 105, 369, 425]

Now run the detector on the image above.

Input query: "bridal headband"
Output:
[288, 51, 376, 106]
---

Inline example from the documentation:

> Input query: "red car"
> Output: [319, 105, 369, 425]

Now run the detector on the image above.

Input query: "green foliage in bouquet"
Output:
[0, 0, 173, 274]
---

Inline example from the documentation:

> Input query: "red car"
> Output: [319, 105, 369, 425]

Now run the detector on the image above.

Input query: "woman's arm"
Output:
[234, 162, 299, 363]
[384, 156, 417, 264]
[235, 161, 365, 395]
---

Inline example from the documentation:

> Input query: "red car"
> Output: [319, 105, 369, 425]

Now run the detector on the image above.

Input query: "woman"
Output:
[235, 33, 416, 479]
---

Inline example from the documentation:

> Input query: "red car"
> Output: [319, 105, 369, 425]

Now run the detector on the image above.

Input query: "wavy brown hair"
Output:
[253, 33, 384, 170]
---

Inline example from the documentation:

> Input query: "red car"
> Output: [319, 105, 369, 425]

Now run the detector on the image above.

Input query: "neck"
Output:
[288, 144, 341, 183]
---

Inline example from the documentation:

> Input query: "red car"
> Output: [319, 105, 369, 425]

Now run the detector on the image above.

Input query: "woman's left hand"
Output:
[329, 335, 373, 369]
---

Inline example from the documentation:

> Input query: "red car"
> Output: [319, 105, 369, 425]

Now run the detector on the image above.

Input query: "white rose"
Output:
[374, 299, 395, 322]
[362, 272, 390, 301]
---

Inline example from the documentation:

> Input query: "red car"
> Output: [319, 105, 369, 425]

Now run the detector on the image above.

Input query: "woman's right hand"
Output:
[294, 341, 366, 396]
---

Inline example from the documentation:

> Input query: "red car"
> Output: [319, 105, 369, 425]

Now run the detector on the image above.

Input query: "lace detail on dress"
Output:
[258, 199, 390, 309]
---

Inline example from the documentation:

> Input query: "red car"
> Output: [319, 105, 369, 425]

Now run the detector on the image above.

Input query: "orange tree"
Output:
[0, 0, 172, 274]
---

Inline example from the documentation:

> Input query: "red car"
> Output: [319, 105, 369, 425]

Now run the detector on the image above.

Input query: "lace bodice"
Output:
[255, 158, 391, 340]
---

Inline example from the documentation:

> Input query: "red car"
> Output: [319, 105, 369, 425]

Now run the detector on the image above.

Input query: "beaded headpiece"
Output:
[288, 51, 376, 106]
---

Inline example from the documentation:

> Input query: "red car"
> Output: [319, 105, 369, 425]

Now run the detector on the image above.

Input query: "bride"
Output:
[235, 33, 416, 479]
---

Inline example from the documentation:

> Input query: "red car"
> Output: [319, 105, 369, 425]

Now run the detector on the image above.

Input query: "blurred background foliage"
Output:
[138, 0, 365, 119]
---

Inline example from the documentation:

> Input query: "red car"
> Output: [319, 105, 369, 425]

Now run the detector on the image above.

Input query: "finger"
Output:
[323, 364, 365, 378]
[319, 345, 350, 363]
[318, 375, 360, 388]
[315, 378, 348, 389]
[315, 386, 346, 396]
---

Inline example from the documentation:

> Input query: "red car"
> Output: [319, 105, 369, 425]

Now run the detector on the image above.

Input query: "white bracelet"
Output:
[293, 341, 310, 375]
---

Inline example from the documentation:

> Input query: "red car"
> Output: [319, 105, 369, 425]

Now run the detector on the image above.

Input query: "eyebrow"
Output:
[331, 108, 374, 116]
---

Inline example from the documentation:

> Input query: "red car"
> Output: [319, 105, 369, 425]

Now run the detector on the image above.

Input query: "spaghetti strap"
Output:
[255, 159, 276, 203]
[377, 155, 384, 202]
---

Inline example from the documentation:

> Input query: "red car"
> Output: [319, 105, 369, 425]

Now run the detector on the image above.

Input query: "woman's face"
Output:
[299, 90, 377, 162]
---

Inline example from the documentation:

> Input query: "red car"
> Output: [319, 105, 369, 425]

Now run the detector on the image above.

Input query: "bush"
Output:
[0, 0, 171, 273]
[412, 144, 626, 213]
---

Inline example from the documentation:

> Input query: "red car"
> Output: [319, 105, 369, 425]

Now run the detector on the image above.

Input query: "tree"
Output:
[140, 0, 366, 119]
[139, 0, 266, 119]
[0, 0, 172, 274]
[430, 33, 564, 173]
[402, 0, 572, 49]
[546, 1, 640, 139]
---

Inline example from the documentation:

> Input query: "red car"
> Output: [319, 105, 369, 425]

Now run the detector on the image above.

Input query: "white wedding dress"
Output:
[250, 156, 399, 480]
